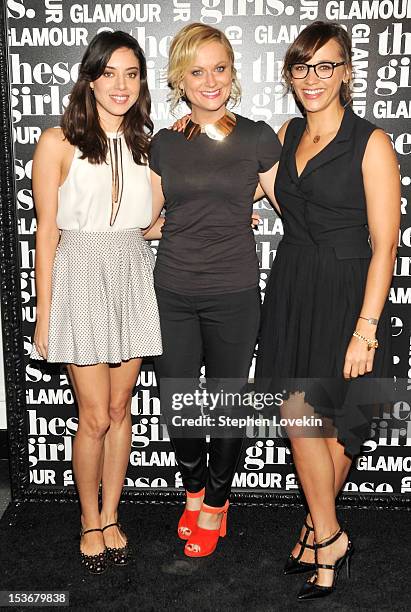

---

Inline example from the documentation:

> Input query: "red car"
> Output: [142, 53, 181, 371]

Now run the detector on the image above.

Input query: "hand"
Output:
[343, 334, 375, 379]
[170, 114, 191, 132]
[33, 318, 49, 359]
[251, 212, 261, 228]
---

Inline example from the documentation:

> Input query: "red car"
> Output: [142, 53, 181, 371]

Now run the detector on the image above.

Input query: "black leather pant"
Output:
[154, 285, 261, 507]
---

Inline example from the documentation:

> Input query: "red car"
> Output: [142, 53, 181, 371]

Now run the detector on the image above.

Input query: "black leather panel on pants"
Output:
[154, 285, 261, 507]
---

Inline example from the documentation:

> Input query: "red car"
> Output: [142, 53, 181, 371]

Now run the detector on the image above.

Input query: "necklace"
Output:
[305, 112, 345, 144]
[306, 129, 321, 144]
[107, 135, 124, 226]
[183, 109, 236, 141]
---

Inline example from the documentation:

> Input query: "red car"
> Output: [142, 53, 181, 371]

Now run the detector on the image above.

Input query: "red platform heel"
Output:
[184, 500, 229, 557]
[177, 487, 205, 540]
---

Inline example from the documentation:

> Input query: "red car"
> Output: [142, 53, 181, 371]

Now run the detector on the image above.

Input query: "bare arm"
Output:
[32, 128, 69, 357]
[143, 170, 165, 240]
[258, 163, 280, 214]
[253, 183, 265, 202]
[343, 129, 401, 379]
[143, 217, 164, 240]
[256, 120, 290, 213]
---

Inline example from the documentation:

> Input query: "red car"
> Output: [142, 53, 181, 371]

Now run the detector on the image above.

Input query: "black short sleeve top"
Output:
[149, 114, 281, 294]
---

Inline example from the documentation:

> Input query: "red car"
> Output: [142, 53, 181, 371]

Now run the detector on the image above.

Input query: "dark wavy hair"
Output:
[61, 31, 153, 164]
[283, 21, 352, 114]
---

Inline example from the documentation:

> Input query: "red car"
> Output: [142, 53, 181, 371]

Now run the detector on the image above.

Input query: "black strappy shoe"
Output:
[297, 527, 353, 600]
[79, 527, 109, 575]
[102, 522, 130, 566]
[283, 518, 316, 575]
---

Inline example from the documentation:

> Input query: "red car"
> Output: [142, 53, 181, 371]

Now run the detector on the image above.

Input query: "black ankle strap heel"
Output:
[283, 518, 316, 575]
[297, 527, 353, 600]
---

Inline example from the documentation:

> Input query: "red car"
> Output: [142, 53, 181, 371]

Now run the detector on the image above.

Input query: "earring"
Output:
[342, 80, 353, 108]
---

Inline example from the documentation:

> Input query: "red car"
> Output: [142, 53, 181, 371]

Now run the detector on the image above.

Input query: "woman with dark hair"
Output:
[255, 22, 400, 599]
[30, 30, 162, 574]
[146, 22, 281, 558]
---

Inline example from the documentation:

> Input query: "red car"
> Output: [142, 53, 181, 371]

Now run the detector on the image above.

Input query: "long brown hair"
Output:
[283, 22, 352, 113]
[61, 31, 153, 164]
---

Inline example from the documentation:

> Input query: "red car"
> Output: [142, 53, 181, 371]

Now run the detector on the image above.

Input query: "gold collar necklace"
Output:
[183, 109, 236, 141]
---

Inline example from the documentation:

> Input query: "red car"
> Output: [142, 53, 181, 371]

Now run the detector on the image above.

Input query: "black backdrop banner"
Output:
[1, 0, 410, 506]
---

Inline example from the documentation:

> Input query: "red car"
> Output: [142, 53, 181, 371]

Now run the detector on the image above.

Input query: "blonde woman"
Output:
[146, 23, 281, 557]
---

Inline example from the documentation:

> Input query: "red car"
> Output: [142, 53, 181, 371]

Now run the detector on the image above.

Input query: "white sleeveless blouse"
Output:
[56, 133, 152, 232]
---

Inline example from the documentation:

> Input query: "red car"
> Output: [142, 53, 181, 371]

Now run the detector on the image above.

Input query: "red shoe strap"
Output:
[186, 487, 205, 499]
[201, 500, 229, 514]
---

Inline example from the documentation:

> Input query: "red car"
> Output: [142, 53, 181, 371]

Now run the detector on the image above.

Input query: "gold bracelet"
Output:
[353, 330, 379, 351]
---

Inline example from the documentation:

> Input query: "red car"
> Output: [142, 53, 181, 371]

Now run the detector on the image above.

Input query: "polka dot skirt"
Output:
[30, 229, 162, 365]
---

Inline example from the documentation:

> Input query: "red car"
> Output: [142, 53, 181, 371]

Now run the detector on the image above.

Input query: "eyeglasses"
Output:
[289, 61, 345, 79]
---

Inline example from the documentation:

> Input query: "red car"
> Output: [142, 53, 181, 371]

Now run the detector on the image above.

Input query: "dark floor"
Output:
[1, 498, 410, 612]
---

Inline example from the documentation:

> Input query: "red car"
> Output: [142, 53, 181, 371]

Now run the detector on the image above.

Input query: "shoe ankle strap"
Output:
[316, 561, 338, 571]
[186, 487, 205, 499]
[201, 500, 229, 514]
[81, 527, 102, 536]
[102, 522, 120, 532]
[296, 518, 315, 557]
[315, 527, 343, 549]
[298, 539, 315, 550]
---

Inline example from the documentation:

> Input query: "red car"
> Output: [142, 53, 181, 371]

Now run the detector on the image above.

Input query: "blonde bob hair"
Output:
[167, 23, 241, 112]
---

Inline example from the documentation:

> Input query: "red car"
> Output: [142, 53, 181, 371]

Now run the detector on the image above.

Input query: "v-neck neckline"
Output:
[294, 109, 347, 179]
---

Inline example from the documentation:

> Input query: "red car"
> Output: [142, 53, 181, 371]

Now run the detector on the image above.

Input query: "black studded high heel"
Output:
[79, 527, 109, 575]
[297, 527, 353, 600]
[102, 522, 130, 566]
[283, 518, 316, 575]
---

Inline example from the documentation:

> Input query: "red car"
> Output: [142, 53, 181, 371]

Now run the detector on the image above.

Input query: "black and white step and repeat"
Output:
[1, 0, 410, 505]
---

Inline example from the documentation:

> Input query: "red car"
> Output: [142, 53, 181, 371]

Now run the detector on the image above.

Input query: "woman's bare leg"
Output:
[325, 437, 353, 492]
[283, 395, 351, 565]
[283, 394, 350, 587]
[291, 435, 349, 586]
[68, 363, 110, 556]
[290, 427, 353, 564]
[100, 358, 142, 549]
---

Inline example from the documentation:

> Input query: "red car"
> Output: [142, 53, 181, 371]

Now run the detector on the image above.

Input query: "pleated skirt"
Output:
[255, 242, 393, 456]
[30, 229, 162, 366]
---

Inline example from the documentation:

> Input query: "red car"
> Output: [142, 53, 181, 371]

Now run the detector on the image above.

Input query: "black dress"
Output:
[255, 107, 393, 456]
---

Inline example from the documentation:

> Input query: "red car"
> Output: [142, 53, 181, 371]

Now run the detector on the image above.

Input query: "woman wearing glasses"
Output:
[256, 22, 400, 599]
